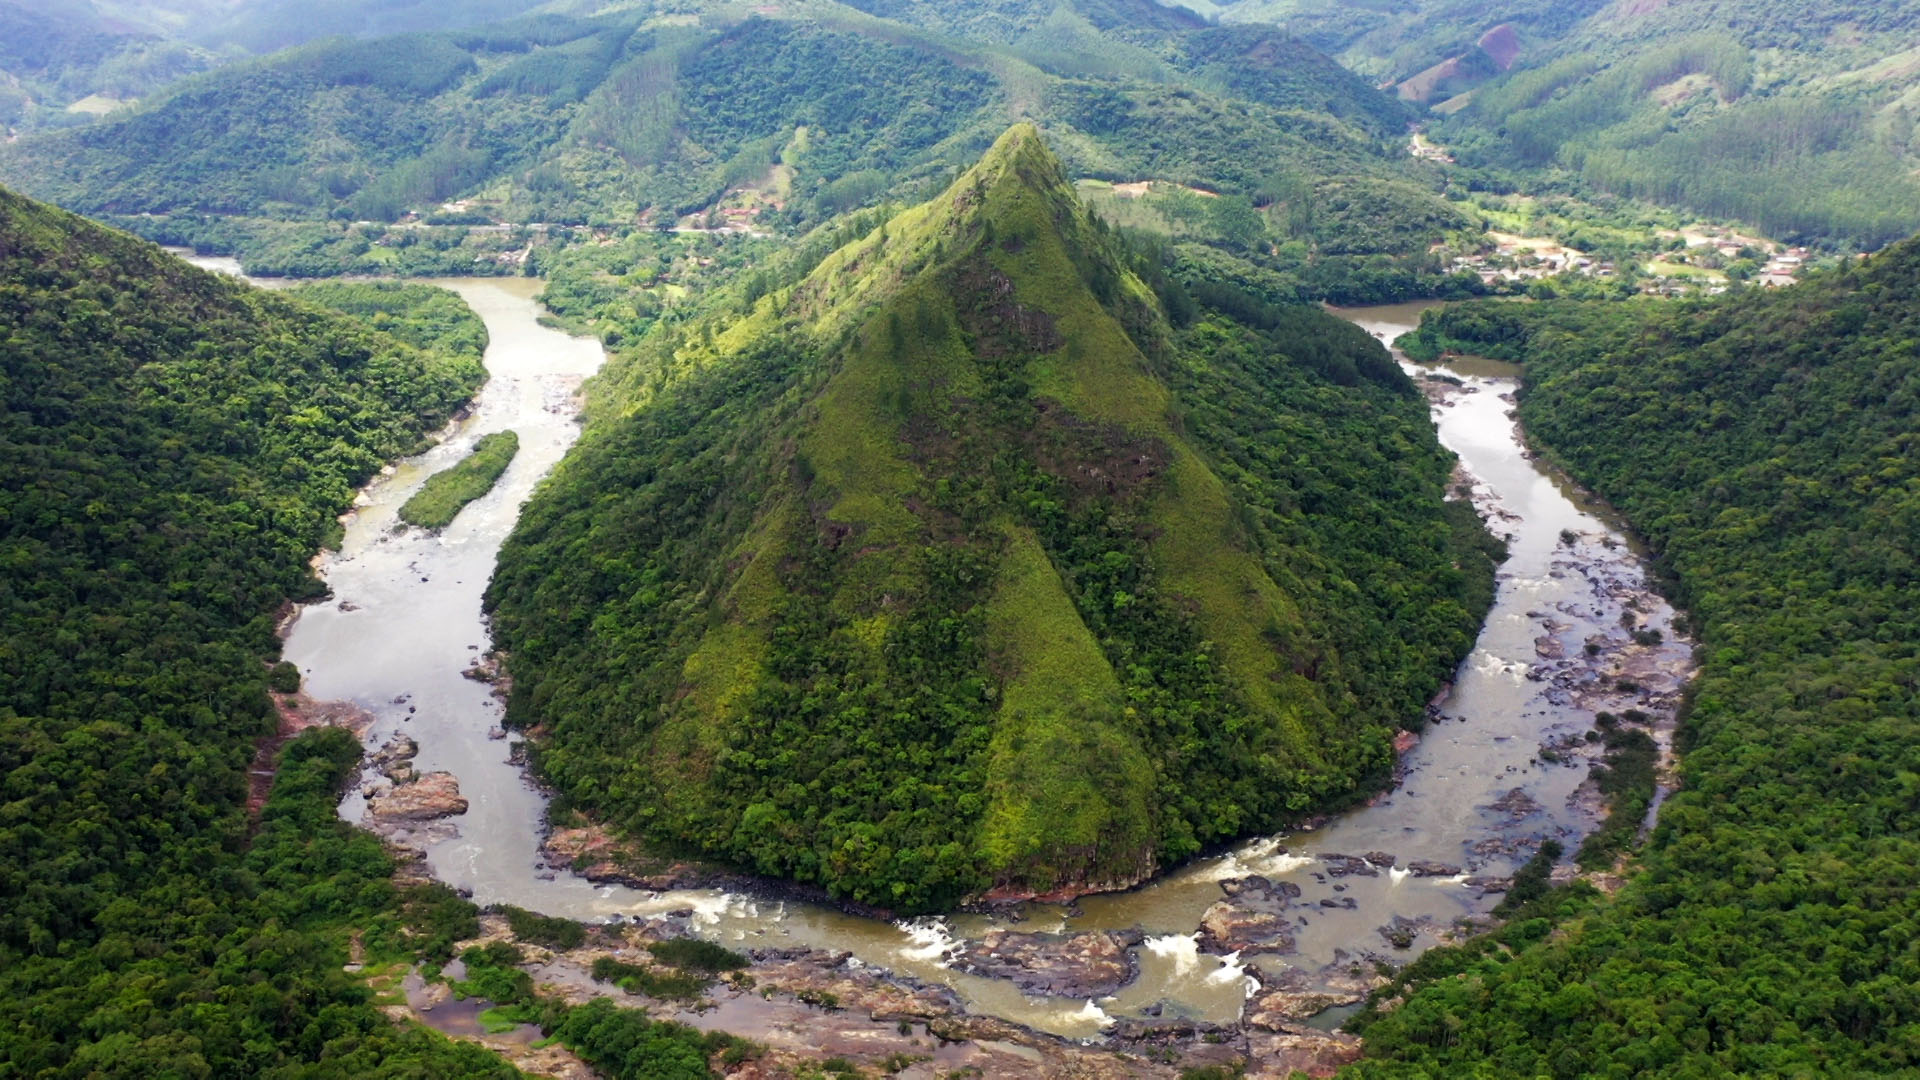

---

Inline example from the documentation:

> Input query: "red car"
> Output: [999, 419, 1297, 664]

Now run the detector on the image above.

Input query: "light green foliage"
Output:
[487, 127, 1494, 910]
[399, 430, 521, 530]
[1349, 238, 1920, 1077]
[979, 524, 1153, 885]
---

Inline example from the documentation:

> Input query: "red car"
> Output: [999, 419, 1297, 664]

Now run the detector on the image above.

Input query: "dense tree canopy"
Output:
[0, 186, 513, 1076]
[1351, 239, 1920, 1077]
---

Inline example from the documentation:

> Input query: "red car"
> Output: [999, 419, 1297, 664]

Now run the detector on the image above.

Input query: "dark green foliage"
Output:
[1574, 727, 1658, 870]
[1172, 25, 1408, 135]
[1428, 5, 1920, 245]
[647, 937, 750, 974]
[1491, 839, 1563, 917]
[292, 279, 491, 355]
[498, 904, 586, 951]
[3, 3, 1464, 266]
[268, 659, 302, 694]
[474, 18, 640, 104]
[543, 997, 745, 1080]
[398, 430, 520, 530]
[1346, 237, 1920, 1077]
[589, 956, 712, 1002]
[456, 941, 535, 1006]
[0, 185, 504, 1076]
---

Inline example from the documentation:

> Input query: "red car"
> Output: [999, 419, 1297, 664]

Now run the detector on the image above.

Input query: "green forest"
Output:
[7, 1, 1920, 1075]
[0, 185, 537, 1074]
[484, 126, 1496, 910]
[0, 0, 1470, 303]
[1350, 239, 1920, 1076]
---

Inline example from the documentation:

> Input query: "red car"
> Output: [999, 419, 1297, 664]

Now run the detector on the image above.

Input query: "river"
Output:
[261, 276, 1690, 1041]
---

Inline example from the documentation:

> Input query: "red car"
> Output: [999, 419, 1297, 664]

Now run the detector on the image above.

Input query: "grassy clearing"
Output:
[398, 430, 519, 530]
[1644, 258, 1727, 280]
[979, 524, 1153, 882]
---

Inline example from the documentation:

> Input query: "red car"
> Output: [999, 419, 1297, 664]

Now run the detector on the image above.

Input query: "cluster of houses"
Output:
[1445, 235, 1615, 287]
[1755, 247, 1808, 288]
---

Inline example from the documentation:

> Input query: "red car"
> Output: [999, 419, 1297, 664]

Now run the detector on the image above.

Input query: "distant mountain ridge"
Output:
[1216, 0, 1920, 245]
[0, 0, 1419, 231]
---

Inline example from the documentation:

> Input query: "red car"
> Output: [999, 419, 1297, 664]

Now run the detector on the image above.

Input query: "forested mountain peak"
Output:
[484, 125, 1496, 910]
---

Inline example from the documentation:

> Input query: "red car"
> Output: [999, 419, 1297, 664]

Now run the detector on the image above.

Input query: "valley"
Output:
[249, 263, 1688, 1074]
[2, 1, 1916, 1076]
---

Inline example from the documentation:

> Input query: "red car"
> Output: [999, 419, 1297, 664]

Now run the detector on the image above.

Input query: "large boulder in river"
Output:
[1199, 875, 1300, 955]
[1199, 903, 1297, 955]
[367, 771, 468, 820]
[1243, 1026, 1364, 1079]
[951, 929, 1140, 998]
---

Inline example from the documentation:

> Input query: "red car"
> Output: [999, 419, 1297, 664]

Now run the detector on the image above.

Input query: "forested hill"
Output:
[1214, 0, 1920, 246]
[0, 1, 1422, 234]
[484, 125, 1498, 911]
[0, 0, 552, 137]
[0, 185, 517, 1075]
[1348, 243, 1920, 1075]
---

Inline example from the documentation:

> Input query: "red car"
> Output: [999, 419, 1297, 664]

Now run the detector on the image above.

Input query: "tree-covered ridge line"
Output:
[1344, 238, 1920, 1077]
[0, 0, 1455, 266]
[0, 184, 532, 1076]
[484, 125, 1496, 911]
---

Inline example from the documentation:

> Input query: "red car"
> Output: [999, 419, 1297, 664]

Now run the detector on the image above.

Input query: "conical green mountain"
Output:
[489, 125, 1496, 910]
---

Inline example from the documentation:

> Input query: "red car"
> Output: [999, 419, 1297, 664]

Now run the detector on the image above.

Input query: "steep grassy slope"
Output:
[486, 126, 1494, 910]
[1349, 245, 1920, 1076]
[0, 186, 525, 1075]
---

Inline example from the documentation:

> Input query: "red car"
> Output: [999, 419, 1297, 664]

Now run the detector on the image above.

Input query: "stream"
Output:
[261, 278, 1691, 1042]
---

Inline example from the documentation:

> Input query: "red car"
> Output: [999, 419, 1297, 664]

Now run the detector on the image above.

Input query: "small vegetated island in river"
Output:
[485, 125, 1502, 911]
[399, 430, 521, 530]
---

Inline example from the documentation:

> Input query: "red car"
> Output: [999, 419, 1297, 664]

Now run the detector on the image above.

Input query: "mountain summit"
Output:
[489, 125, 1493, 909]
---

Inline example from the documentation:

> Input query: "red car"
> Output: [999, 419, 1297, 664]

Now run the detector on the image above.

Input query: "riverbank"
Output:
[269, 284, 1696, 1073]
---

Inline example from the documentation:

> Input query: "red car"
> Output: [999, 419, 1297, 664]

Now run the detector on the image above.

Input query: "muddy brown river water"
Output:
[254, 275, 1690, 1041]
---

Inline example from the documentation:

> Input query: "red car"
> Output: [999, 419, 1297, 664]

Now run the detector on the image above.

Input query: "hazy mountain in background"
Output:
[1213, 0, 1920, 245]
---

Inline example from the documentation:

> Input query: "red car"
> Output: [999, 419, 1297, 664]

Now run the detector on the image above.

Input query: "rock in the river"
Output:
[951, 929, 1140, 998]
[1199, 902, 1296, 955]
[1377, 915, 1426, 950]
[1244, 973, 1359, 1029]
[1221, 875, 1302, 901]
[1201, 874, 1304, 954]
[1319, 853, 1379, 878]
[365, 733, 419, 782]
[1486, 787, 1544, 818]
[367, 771, 468, 820]
[1405, 860, 1463, 877]
[1363, 851, 1397, 868]
[1243, 1026, 1364, 1079]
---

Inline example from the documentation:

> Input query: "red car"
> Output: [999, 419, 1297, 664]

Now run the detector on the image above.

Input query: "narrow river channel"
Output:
[263, 278, 1690, 1040]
